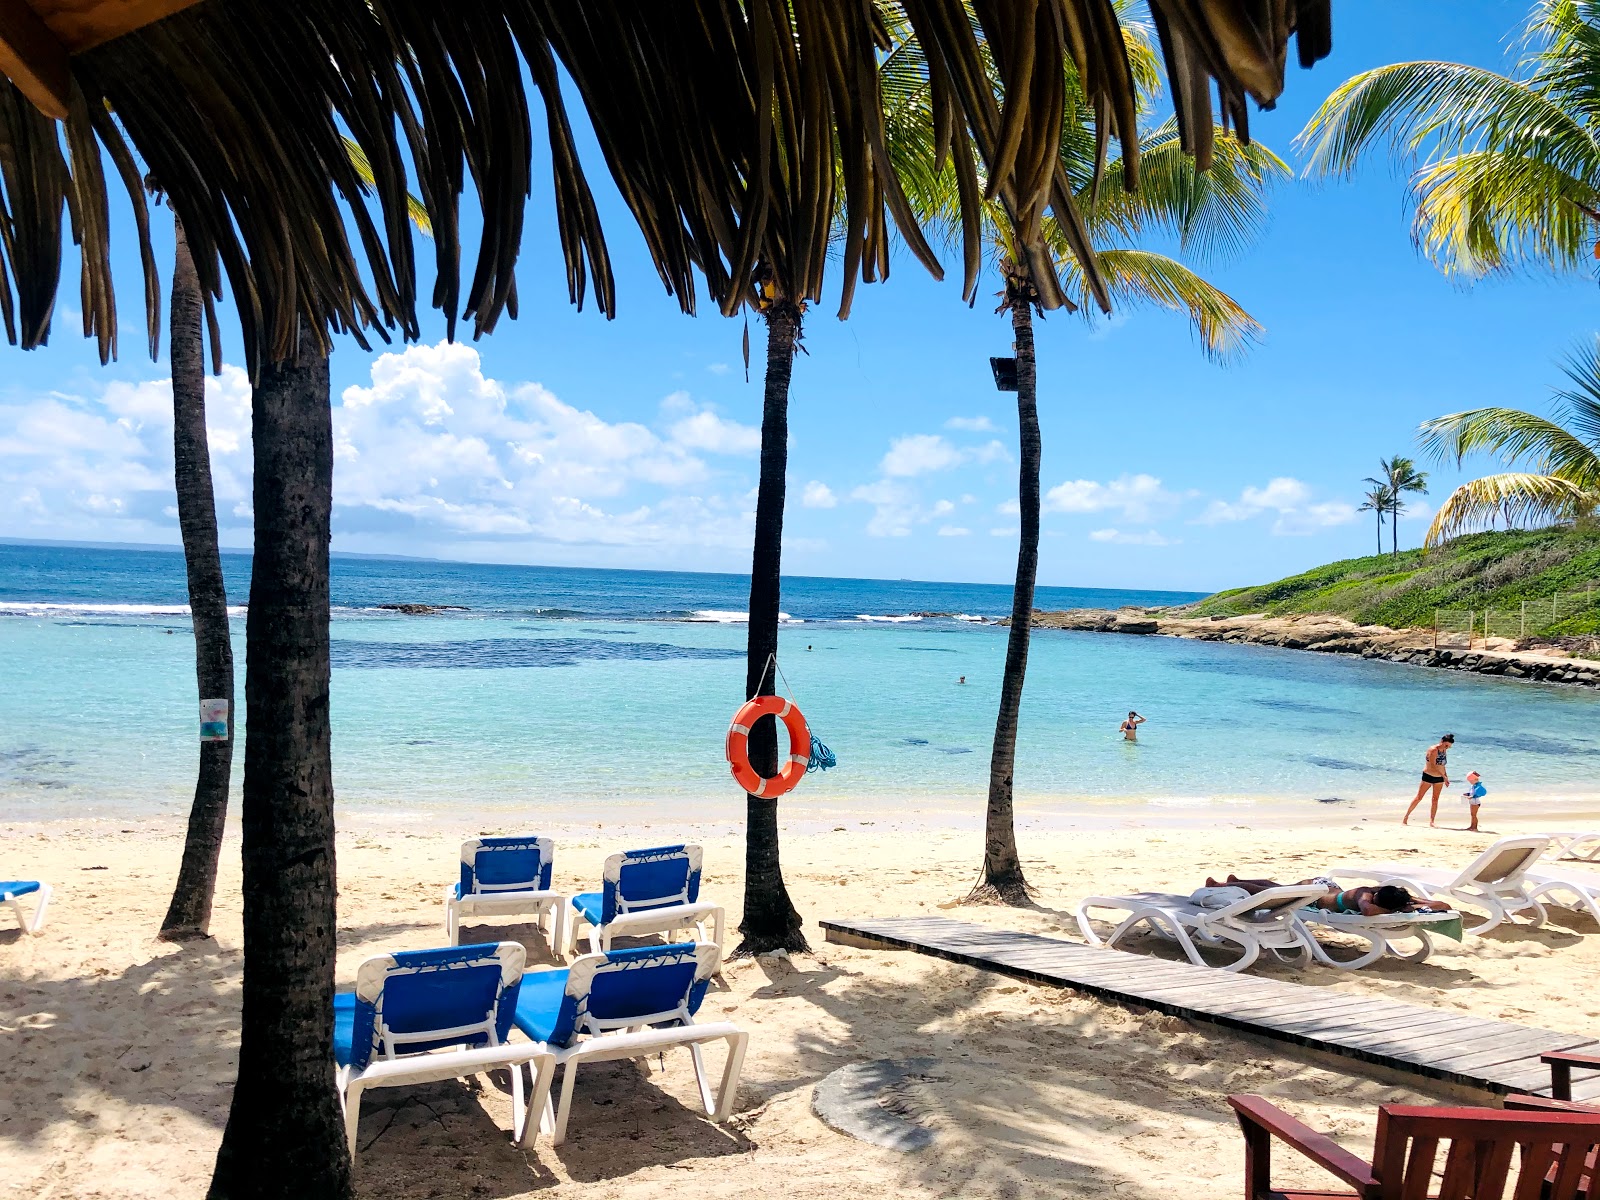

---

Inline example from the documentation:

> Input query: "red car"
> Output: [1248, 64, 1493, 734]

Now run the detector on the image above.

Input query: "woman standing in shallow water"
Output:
[1403, 733, 1454, 826]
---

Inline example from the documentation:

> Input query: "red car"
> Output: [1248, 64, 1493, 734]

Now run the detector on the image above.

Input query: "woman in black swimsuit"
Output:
[1403, 733, 1454, 827]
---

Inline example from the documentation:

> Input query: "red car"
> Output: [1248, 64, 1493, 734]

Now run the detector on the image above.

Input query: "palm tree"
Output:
[157, 210, 236, 941]
[886, 10, 1280, 903]
[1298, 1, 1600, 281]
[1358, 482, 1393, 555]
[1419, 337, 1600, 544]
[1376, 456, 1429, 555]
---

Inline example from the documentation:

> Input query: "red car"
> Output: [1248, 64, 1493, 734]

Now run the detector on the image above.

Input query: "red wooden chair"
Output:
[1545, 1052, 1600, 1104]
[1229, 1093, 1600, 1200]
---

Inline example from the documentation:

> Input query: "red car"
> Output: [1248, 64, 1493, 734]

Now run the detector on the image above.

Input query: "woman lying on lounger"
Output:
[1203, 875, 1452, 916]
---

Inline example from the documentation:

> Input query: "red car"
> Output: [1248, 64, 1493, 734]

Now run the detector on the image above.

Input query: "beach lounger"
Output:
[1229, 1093, 1600, 1200]
[1075, 885, 1327, 972]
[1549, 830, 1600, 863]
[445, 836, 566, 954]
[567, 845, 725, 956]
[333, 941, 556, 1157]
[1525, 863, 1600, 925]
[2, 880, 51, 935]
[1294, 907, 1463, 971]
[1341, 835, 1552, 934]
[512, 941, 748, 1145]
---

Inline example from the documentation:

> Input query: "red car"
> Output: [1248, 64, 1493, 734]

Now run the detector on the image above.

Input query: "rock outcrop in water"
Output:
[1012, 609, 1600, 688]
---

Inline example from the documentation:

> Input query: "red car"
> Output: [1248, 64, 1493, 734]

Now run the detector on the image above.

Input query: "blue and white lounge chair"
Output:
[512, 941, 748, 1145]
[2, 881, 51, 935]
[333, 941, 556, 1157]
[566, 844, 725, 956]
[445, 836, 566, 954]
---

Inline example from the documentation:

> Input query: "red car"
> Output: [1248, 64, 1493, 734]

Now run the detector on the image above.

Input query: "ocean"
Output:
[4, 540, 1600, 822]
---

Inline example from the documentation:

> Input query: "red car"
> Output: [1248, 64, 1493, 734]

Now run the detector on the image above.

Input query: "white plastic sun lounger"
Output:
[2, 880, 51, 935]
[1547, 831, 1600, 863]
[445, 836, 567, 955]
[1524, 864, 1600, 925]
[1293, 908, 1464, 971]
[1340, 835, 1552, 935]
[333, 942, 557, 1157]
[512, 941, 747, 1145]
[567, 845, 725, 956]
[1076, 885, 1327, 973]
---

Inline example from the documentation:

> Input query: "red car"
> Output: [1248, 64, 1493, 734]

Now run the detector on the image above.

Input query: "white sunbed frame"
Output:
[525, 945, 749, 1146]
[1075, 885, 1328, 973]
[1548, 831, 1600, 863]
[567, 848, 725, 956]
[3, 881, 51, 935]
[1524, 865, 1600, 926]
[445, 837, 567, 956]
[1340, 835, 1552, 935]
[336, 946, 557, 1158]
[1293, 908, 1463, 971]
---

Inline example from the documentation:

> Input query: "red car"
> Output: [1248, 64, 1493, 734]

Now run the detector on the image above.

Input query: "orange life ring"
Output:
[725, 695, 811, 798]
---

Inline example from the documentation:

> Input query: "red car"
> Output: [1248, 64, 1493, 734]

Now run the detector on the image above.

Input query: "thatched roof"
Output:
[0, 0, 1330, 375]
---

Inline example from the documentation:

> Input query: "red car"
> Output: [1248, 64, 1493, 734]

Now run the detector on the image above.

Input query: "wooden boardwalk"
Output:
[821, 915, 1600, 1101]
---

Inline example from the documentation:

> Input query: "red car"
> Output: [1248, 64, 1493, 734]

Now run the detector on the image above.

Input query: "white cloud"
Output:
[937, 525, 970, 537]
[801, 481, 837, 509]
[945, 415, 996, 433]
[706, 362, 731, 376]
[1196, 477, 1358, 536]
[851, 479, 919, 537]
[996, 498, 1021, 516]
[990, 526, 1018, 538]
[667, 407, 761, 455]
[1089, 528, 1179, 546]
[931, 499, 955, 517]
[1043, 473, 1176, 522]
[0, 341, 762, 559]
[880, 433, 965, 477]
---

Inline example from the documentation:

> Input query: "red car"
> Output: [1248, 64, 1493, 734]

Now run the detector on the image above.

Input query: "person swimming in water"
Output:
[1404, 733, 1455, 827]
[1203, 874, 1452, 915]
[1119, 711, 1145, 741]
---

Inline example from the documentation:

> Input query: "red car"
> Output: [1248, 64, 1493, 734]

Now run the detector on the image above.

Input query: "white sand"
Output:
[3, 807, 1599, 1198]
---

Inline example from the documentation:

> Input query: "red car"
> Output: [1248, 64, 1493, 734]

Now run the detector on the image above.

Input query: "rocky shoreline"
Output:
[1016, 609, 1600, 689]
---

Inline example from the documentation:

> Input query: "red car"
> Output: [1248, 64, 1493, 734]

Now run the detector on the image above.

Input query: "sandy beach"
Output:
[4, 804, 1599, 1199]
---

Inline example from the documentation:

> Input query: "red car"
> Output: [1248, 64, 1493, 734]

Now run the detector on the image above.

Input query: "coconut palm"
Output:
[1419, 337, 1600, 544]
[1298, 0, 1600, 280]
[0, 4, 1331, 1193]
[885, 10, 1281, 903]
[1358, 482, 1394, 555]
[1374, 456, 1430, 555]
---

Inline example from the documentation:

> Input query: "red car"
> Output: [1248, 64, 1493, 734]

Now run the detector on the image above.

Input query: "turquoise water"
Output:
[4, 542, 1600, 820]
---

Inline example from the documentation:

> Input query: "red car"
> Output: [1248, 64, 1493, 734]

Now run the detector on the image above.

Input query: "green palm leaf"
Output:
[1417, 406, 1600, 488]
[1061, 248, 1262, 361]
[1426, 472, 1599, 544]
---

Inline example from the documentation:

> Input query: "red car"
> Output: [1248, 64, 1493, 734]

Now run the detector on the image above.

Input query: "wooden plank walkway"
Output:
[821, 915, 1600, 1101]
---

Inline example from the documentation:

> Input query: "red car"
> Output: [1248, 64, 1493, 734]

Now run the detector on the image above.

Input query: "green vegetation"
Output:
[1185, 527, 1600, 633]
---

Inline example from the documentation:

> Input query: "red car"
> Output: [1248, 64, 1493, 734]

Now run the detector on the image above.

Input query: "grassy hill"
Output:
[1183, 528, 1600, 635]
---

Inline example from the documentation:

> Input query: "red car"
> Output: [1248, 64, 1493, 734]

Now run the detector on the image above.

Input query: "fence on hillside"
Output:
[1433, 583, 1600, 648]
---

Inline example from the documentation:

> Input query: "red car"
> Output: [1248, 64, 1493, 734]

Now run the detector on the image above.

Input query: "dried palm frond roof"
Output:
[0, 0, 1330, 375]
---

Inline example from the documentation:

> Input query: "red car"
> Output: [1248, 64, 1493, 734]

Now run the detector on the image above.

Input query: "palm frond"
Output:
[1059, 247, 1262, 362]
[1552, 333, 1600, 449]
[1417, 406, 1600, 488]
[1425, 472, 1599, 544]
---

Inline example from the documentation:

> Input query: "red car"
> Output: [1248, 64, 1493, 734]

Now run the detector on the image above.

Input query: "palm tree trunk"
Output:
[971, 289, 1037, 906]
[1392, 503, 1399, 555]
[208, 325, 348, 1200]
[1376, 513, 1382, 556]
[737, 301, 807, 956]
[160, 216, 235, 941]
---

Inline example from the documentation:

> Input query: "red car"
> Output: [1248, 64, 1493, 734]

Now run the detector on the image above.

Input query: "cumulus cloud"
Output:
[0, 341, 762, 559]
[880, 433, 964, 477]
[937, 525, 970, 537]
[1043, 473, 1176, 522]
[801, 481, 837, 509]
[1196, 477, 1357, 536]
[945, 415, 996, 432]
[1089, 528, 1179, 546]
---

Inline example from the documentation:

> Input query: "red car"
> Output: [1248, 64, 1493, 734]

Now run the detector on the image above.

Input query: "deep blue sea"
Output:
[5, 540, 1600, 821]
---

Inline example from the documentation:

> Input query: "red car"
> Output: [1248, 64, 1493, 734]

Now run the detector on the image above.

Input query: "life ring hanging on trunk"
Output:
[726, 695, 811, 798]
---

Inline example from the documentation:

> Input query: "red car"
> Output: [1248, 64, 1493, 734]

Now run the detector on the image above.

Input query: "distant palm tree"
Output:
[886, 8, 1280, 903]
[1358, 482, 1393, 556]
[1298, 1, 1600, 281]
[1377, 456, 1429, 555]
[1419, 337, 1600, 544]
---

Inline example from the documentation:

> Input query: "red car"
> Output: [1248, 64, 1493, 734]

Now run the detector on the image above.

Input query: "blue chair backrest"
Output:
[600, 844, 702, 923]
[348, 942, 525, 1072]
[460, 836, 553, 896]
[540, 942, 719, 1048]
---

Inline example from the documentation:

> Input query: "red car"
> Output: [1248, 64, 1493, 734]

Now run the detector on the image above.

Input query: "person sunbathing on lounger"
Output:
[1203, 874, 1452, 916]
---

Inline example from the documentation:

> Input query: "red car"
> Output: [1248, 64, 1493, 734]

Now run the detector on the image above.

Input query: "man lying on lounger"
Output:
[1203, 874, 1453, 916]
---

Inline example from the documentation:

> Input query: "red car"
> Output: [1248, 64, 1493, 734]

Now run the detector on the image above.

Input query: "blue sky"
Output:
[1, 2, 1594, 593]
